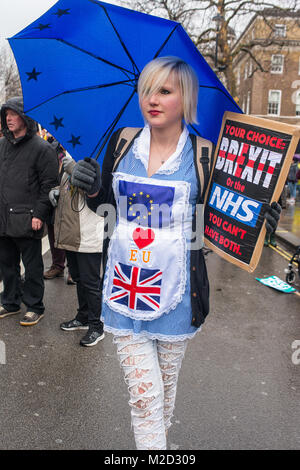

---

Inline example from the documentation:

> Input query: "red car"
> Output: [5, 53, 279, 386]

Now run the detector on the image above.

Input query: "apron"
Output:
[103, 172, 191, 321]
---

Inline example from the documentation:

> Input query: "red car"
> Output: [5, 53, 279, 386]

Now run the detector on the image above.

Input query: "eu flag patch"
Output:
[118, 179, 175, 228]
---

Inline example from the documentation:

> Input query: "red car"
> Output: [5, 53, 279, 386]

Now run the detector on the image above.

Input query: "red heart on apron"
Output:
[132, 227, 155, 249]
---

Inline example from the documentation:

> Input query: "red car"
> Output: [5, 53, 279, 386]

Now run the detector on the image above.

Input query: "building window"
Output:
[271, 54, 284, 73]
[295, 91, 300, 116]
[268, 90, 281, 115]
[274, 24, 286, 37]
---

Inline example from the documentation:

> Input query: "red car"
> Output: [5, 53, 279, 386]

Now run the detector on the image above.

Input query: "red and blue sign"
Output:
[204, 113, 298, 270]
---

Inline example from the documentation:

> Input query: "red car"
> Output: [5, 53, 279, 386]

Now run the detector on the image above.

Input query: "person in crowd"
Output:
[41, 133, 75, 284]
[70, 57, 281, 449]
[0, 96, 58, 326]
[287, 156, 298, 204]
[43, 135, 66, 279]
[48, 153, 105, 346]
[296, 164, 300, 200]
[40, 127, 48, 140]
[264, 195, 283, 247]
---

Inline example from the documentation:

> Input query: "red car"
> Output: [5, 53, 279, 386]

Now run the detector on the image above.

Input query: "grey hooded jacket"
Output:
[0, 96, 58, 237]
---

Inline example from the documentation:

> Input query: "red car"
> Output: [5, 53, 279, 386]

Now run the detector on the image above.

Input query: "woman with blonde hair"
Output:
[70, 56, 280, 449]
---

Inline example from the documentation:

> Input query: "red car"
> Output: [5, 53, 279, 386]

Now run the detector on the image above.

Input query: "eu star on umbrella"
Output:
[8, 0, 241, 163]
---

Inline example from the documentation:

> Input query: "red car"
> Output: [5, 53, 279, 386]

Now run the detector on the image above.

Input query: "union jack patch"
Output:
[110, 262, 162, 312]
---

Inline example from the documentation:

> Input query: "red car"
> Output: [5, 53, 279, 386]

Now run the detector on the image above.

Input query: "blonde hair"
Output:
[137, 56, 199, 125]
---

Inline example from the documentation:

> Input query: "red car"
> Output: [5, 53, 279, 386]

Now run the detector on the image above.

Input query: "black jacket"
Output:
[0, 96, 58, 238]
[87, 129, 210, 328]
[288, 162, 298, 183]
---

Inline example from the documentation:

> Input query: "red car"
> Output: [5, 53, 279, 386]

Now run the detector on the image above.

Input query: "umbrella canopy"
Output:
[9, 0, 241, 163]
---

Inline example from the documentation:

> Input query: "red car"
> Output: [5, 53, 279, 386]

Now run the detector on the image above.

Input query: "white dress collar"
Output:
[132, 124, 189, 175]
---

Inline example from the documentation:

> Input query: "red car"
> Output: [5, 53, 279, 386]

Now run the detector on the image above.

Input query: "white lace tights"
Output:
[114, 335, 187, 450]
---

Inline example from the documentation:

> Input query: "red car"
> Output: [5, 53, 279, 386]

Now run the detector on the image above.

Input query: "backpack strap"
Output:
[191, 134, 214, 201]
[112, 127, 142, 172]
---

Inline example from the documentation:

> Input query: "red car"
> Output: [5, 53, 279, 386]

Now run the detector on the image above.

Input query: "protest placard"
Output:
[256, 276, 296, 293]
[204, 112, 300, 272]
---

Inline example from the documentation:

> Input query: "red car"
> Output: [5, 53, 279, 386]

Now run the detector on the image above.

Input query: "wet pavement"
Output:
[0, 196, 300, 451]
[0, 242, 299, 450]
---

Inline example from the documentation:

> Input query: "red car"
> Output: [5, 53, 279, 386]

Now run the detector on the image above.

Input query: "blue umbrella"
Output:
[8, 0, 241, 163]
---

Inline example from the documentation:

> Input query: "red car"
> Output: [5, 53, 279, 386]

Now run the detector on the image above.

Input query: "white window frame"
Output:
[267, 89, 281, 116]
[271, 54, 284, 74]
[274, 24, 286, 38]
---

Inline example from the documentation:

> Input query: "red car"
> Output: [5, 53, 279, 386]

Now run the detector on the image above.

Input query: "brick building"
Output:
[232, 9, 300, 126]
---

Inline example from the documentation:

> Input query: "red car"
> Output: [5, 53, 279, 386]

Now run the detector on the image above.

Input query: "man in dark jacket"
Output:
[0, 96, 58, 326]
[287, 157, 298, 204]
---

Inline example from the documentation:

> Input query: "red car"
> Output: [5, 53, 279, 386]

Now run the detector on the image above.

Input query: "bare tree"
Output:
[128, 0, 300, 95]
[0, 41, 22, 103]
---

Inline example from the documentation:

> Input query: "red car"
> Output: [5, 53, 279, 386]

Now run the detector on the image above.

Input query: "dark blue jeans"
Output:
[66, 250, 103, 332]
[0, 236, 44, 314]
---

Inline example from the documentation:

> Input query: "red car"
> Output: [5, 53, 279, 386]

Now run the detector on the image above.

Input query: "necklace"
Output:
[151, 139, 179, 165]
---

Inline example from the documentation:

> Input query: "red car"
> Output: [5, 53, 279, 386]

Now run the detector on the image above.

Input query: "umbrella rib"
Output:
[88, 0, 140, 76]
[190, 124, 201, 136]
[11, 37, 135, 77]
[56, 38, 136, 77]
[198, 85, 241, 110]
[153, 24, 179, 58]
[91, 89, 137, 160]
[24, 80, 135, 113]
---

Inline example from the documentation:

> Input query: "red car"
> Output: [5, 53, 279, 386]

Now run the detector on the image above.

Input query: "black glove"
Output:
[264, 201, 281, 233]
[71, 158, 101, 195]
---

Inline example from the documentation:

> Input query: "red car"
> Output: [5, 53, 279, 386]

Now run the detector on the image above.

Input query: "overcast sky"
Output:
[0, 0, 59, 39]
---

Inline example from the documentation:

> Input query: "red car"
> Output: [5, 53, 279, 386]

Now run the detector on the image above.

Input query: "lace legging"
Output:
[114, 334, 187, 450]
